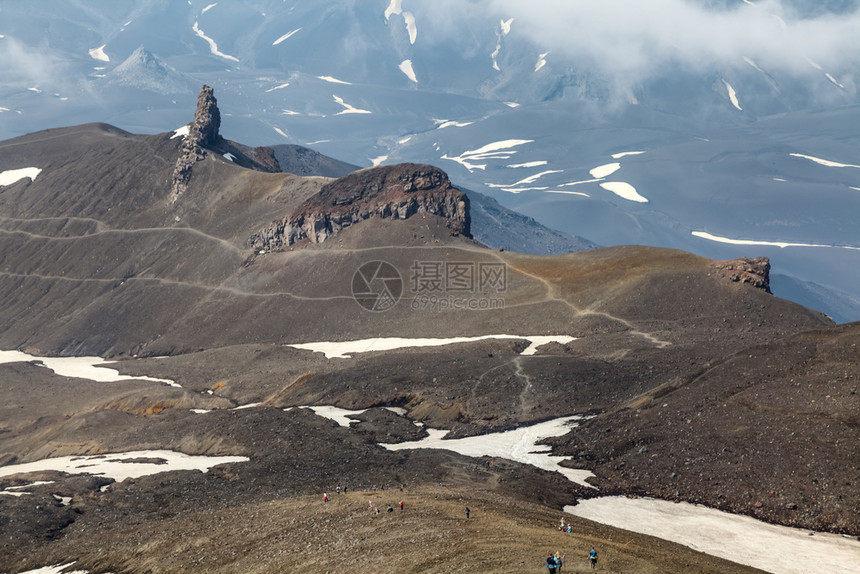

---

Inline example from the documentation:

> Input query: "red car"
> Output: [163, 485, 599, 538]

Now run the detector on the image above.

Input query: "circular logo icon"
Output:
[351, 261, 403, 312]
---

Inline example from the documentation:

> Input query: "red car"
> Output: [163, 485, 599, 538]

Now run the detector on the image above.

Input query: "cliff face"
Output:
[250, 163, 471, 249]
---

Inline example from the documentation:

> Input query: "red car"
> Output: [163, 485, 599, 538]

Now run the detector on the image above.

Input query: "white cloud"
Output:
[426, 0, 860, 93]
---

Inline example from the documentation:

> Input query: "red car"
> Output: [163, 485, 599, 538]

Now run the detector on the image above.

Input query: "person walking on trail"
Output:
[589, 546, 598, 569]
[387, 504, 393, 513]
[399, 500, 404, 511]
[465, 507, 470, 519]
[554, 551, 564, 572]
[546, 554, 558, 573]
[323, 493, 328, 503]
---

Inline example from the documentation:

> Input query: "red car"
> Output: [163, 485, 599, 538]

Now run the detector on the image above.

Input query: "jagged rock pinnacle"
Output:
[170, 85, 223, 203]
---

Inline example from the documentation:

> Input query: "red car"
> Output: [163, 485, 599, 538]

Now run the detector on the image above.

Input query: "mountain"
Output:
[0, 1, 858, 322]
[1, 87, 857, 573]
[104, 45, 194, 95]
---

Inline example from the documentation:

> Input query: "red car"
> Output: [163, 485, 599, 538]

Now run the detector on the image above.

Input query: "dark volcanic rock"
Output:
[169, 86, 280, 203]
[250, 163, 471, 249]
[170, 85, 223, 202]
[710, 257, 771, 293]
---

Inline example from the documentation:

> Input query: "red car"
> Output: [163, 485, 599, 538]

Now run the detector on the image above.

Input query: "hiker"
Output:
[336, 485, 341, 495]
[323, 492, 328, 503]
[387, 504, 393, 513]
[546, 554, 558, 573]
[465, 507, 470, 519]
[559, 518, 565, 531]
[555, 552, 564, 572]
[399, 500, 404, 511]
[589, 546, 598, 569]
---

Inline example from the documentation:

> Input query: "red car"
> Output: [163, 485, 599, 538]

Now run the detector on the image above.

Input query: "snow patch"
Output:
[0, 450, 248, 483]
[723, 80, 742, 111]
[510, 170, 563, 186]
[535, 51, 549, 72]
[434, 119, 473, 129]
[743, 56, 764, 73]
[566, 497, 860, 574]
[825, 73, 845, 89]
[692, 231, 860, 251]
[508, 161, 547, 168]
[385, 415, 595, 488]
[589, 163, 621, 178]
[441, 139, 533, 172]
[280, 109, 300, 115]
[403, 12, 417, 44]
[202, 3, 217, 14]
[318, 75, 351, 85]
[273, 127, 289, 138]
[223, 152, 235, 162]
[384, 0, 402, 21]
[17, 563, 89, 574]
[790, 153, 860, 169]
[561, 179, 603, 187]
[265, 82, 290, 92]
[300, 405, 369, 428]
[370, 155, 388, 166]
[600, 181, 648, 203]
[171, 125, 190, 139]
[544, 189, 591, 197]
[333, 95, 371, 115]
[192, 21, 238, 62]
[287, 335, 575, 359]
[0, 167, 42, 186]
[88, 45, 109, 62]
[611, 151, 645, 159]
[399, 59, 418, 83]
[500, 18, 514, 35]
[273, 28, 301, 45]
[0, 350, 178, 386]
[503, 102, 520, 108]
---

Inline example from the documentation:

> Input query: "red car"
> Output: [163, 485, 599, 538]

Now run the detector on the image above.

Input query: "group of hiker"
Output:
[546, 547, 598, 572]
[367, 499, 405, 514]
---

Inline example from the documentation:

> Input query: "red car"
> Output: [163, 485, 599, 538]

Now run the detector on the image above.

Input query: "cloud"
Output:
[0, 37, 65, 91]
[413, 0, 860, 96]
[483, 0, 860, 78]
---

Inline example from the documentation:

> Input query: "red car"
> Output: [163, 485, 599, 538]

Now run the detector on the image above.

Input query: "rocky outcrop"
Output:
[709, 257, 771, 292]
[250, 163, 471, 249]
[170, 85, 223, 203]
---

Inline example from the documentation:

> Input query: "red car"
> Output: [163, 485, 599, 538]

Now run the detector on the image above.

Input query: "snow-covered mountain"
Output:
[1, 0, 859, 321]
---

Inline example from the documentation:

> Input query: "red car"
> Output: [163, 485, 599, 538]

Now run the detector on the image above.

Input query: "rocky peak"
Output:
[710, 257, 771, 292]
[250, 163, 471, 249]
[190, 84, 222, 148]
[170, 85, 223, 202]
